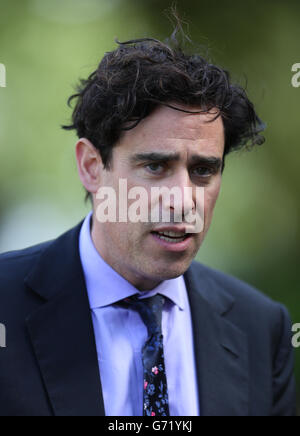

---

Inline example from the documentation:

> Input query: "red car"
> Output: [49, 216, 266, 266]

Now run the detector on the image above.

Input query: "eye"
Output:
[145, 163, 165, 174]
[192, 166, 213, 177]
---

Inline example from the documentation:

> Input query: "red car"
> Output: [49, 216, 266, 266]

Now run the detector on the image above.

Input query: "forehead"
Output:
[117, 104, 225, 157]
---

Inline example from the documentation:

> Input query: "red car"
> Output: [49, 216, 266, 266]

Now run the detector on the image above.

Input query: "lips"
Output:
[152, 231, 188, 243]
[151, 225, 192, 241]
[150, 225, 195, 252]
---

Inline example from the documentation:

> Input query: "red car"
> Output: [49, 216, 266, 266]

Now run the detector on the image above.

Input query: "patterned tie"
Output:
[117, 294, 170, 417]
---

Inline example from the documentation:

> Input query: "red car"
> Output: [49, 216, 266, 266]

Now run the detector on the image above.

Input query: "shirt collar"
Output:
[79, 212, 185, 311]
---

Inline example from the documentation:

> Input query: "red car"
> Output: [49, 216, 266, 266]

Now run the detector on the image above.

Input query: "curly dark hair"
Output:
[63, 35, 265, 202]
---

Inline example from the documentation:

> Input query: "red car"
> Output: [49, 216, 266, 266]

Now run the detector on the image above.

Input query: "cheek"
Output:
[110, 221, 144, 247]
[105, 222, 128, 243]
[203, 182, 221, 217]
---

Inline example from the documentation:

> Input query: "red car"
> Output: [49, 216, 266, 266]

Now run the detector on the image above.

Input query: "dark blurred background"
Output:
[0, 0, 299, 413]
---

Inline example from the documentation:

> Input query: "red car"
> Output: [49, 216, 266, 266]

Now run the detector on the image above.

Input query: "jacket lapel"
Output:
[24, 222, 105, 416]
[184, 262, 249, 416]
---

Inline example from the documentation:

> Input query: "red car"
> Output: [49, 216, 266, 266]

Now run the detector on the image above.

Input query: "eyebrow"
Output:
[130, 152, 223, 170]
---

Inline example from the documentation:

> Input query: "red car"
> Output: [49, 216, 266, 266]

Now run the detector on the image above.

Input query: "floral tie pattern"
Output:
[118, 294, 170, 416]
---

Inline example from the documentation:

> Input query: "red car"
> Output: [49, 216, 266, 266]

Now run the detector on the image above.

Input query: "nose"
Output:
[164, 170, 196, 221]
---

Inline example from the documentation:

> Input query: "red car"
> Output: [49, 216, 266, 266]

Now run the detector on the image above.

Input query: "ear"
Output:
[75, 138, 103, 194]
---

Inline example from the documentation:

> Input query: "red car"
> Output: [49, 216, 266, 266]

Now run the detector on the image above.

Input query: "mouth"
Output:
[150, 230, 194, 252]
[151, 230, 189, 243]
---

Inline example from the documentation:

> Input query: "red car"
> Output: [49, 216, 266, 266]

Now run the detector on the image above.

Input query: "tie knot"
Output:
[117, 294, 165, 337]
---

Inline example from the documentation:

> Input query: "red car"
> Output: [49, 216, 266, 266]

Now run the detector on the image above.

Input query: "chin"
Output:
[150, 261, 191, 281]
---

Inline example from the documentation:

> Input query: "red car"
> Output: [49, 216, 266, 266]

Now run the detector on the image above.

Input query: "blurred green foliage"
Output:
[0, 0, 299, 412]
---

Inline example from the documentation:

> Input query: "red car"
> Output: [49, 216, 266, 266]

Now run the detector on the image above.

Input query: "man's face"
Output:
[91, 104, 225, 290]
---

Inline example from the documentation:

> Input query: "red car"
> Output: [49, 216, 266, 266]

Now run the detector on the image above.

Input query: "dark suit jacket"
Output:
[0, 220, 296, 416]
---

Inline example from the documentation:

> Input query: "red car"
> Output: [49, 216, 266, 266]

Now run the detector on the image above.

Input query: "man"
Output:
[0, 36, 296, 416]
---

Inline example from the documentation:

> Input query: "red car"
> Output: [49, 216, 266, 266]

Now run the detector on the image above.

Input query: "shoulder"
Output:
[188, 261, 293, 361]
[0, 240, 52, 272]
[0, 241, 55, 326]
[189, 260, 280, 310]
[0, 241, 53, 298]
[187, 260, 291, 333]
[0, 219, 85, 323]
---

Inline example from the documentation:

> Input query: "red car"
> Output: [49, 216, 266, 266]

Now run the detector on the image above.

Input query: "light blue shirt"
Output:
[79, 212, 200, 416]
